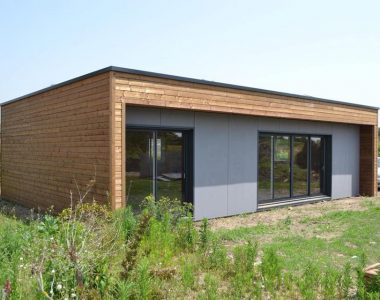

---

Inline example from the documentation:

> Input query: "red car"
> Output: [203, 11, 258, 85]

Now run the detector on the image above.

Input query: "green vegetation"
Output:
[0, 196, 380, 299]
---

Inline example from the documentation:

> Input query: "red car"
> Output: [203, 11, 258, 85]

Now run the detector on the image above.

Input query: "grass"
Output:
[0, 195, 380, 299]
[216, 202, 380, 272]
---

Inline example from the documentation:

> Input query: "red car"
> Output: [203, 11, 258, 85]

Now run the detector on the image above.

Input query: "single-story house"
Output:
[0, 66, 378, 219]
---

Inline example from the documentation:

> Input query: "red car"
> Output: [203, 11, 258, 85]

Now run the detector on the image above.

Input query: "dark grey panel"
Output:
[125, 106, 161, 126]
[161, 109, 195, 128]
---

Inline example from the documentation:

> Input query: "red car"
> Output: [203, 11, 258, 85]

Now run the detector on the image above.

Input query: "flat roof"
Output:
[1, 66, 378, 110]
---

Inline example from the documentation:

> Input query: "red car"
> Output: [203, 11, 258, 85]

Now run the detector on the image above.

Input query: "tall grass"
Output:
[0, 195, 379, 299]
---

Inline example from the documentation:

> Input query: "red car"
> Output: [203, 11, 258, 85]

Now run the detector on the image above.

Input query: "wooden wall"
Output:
[1, 73, 111, 211]
[360, 125, 378, 196]
[111, 71, 379, 208]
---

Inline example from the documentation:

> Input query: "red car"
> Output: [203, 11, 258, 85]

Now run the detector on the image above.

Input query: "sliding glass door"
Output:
[258, 133, 329, 204]
[273, 136, 290, 199]
[126, 128, 193, 211]
[293, 136, 309, 197]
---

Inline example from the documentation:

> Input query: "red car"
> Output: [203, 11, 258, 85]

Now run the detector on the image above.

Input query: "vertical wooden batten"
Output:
[359, 125, 378, 196]
[110, 71, 124, 209]
[121, 103, 126, 207]
[109, 71, 116, 209]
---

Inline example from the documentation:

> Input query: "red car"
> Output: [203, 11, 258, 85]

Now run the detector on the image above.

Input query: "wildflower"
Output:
[19, 264, 24, 269]
[3, 279, 12, 294]
[57, 283, 63, 291]
[71, 293, 76, 298]
[51, 269, 56, 274]
[19, 257, 23, 261]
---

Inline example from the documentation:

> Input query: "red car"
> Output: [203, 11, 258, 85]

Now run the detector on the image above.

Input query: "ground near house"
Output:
[0, 196, 380, 299]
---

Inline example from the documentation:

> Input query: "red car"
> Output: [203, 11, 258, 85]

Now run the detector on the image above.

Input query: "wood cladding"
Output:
[1, 73, 111, 211]
[359, 125, 378, 196]
[113, 73, 378, 126]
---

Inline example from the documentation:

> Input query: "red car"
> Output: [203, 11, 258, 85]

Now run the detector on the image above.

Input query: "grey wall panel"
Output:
[126, 106, 161, 126]
[193, 113, 229, 219]
[126, 106, 195, 128]
[227, 116, 257, 215]
[125, 106, 360, 220]
[330, 126, 360, 198]
[161, 109, 195, 128]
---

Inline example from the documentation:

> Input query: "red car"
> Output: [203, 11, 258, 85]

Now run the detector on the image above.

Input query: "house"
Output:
[0, 66, 378, 219]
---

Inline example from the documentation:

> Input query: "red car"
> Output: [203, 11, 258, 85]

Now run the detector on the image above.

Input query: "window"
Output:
[258, 133, 330, 204]
[126, 128, 193, 211]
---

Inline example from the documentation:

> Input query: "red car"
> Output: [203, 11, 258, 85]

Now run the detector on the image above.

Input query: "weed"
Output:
[321, 267, 339, 299]
[205, 238, 228, 270]
[121, 211, 152, 279]
[176, 213, 198, 251]
[283, 215, 292, 226]
[181, 260, 196, 290]
[233, 241, 257, 274]
[297, 263, 320, 300]
[199, 274, 218, 300]
[199, 218, 211, 250]
[261, 247, 282, 295]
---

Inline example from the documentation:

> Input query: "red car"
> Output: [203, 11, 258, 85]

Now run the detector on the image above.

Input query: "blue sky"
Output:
[1, 1, 379, 111]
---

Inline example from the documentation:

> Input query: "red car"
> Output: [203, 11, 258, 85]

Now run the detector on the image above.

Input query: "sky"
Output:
[1, 0, 380, 114]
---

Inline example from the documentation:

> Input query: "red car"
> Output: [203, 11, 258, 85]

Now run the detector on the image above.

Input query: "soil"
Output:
[207, 196, 380, 232]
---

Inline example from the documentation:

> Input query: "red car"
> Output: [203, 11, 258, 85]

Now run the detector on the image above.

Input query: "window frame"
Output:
[257, 131, 331, 205]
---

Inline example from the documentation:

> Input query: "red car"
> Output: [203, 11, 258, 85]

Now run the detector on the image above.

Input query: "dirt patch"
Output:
[208, 196, 380, 232]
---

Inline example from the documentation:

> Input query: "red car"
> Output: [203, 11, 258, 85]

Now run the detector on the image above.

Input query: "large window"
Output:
[126, 128, 193, 211]
[258, 133, 330, 204]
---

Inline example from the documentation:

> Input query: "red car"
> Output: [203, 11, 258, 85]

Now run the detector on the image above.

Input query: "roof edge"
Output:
[1, 66, 379, 111]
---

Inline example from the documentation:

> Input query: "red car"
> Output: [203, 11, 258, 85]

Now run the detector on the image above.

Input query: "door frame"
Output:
[125, 125, 194, 206]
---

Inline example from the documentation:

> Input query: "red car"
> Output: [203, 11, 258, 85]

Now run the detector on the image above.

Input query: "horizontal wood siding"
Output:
[1, 73, 111, 211]
[360, 125, 378, 196]
[113, 73, 378, 126]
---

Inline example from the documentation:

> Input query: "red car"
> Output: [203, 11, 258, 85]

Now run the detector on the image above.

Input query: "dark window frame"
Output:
[125, 125, 194, 206]
[257, 131, 332, 205]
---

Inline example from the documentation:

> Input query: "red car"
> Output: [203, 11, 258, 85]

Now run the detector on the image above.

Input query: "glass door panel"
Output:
[156, 131, 184, 201]
[292, 136, 309, 197]
[273, 136, 290, 199]
[258, 135, 273, 202]
[125, 130, 154, 211]
[310, 137, 325, 195]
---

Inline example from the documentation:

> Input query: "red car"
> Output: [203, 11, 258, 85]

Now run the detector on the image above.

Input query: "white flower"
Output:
[51, 269, 56, 274]
[19, 264, 24, 268]
[71, 293, 76, 298]
[57, 284, 63, 291]
[19, 257, 24, 261]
